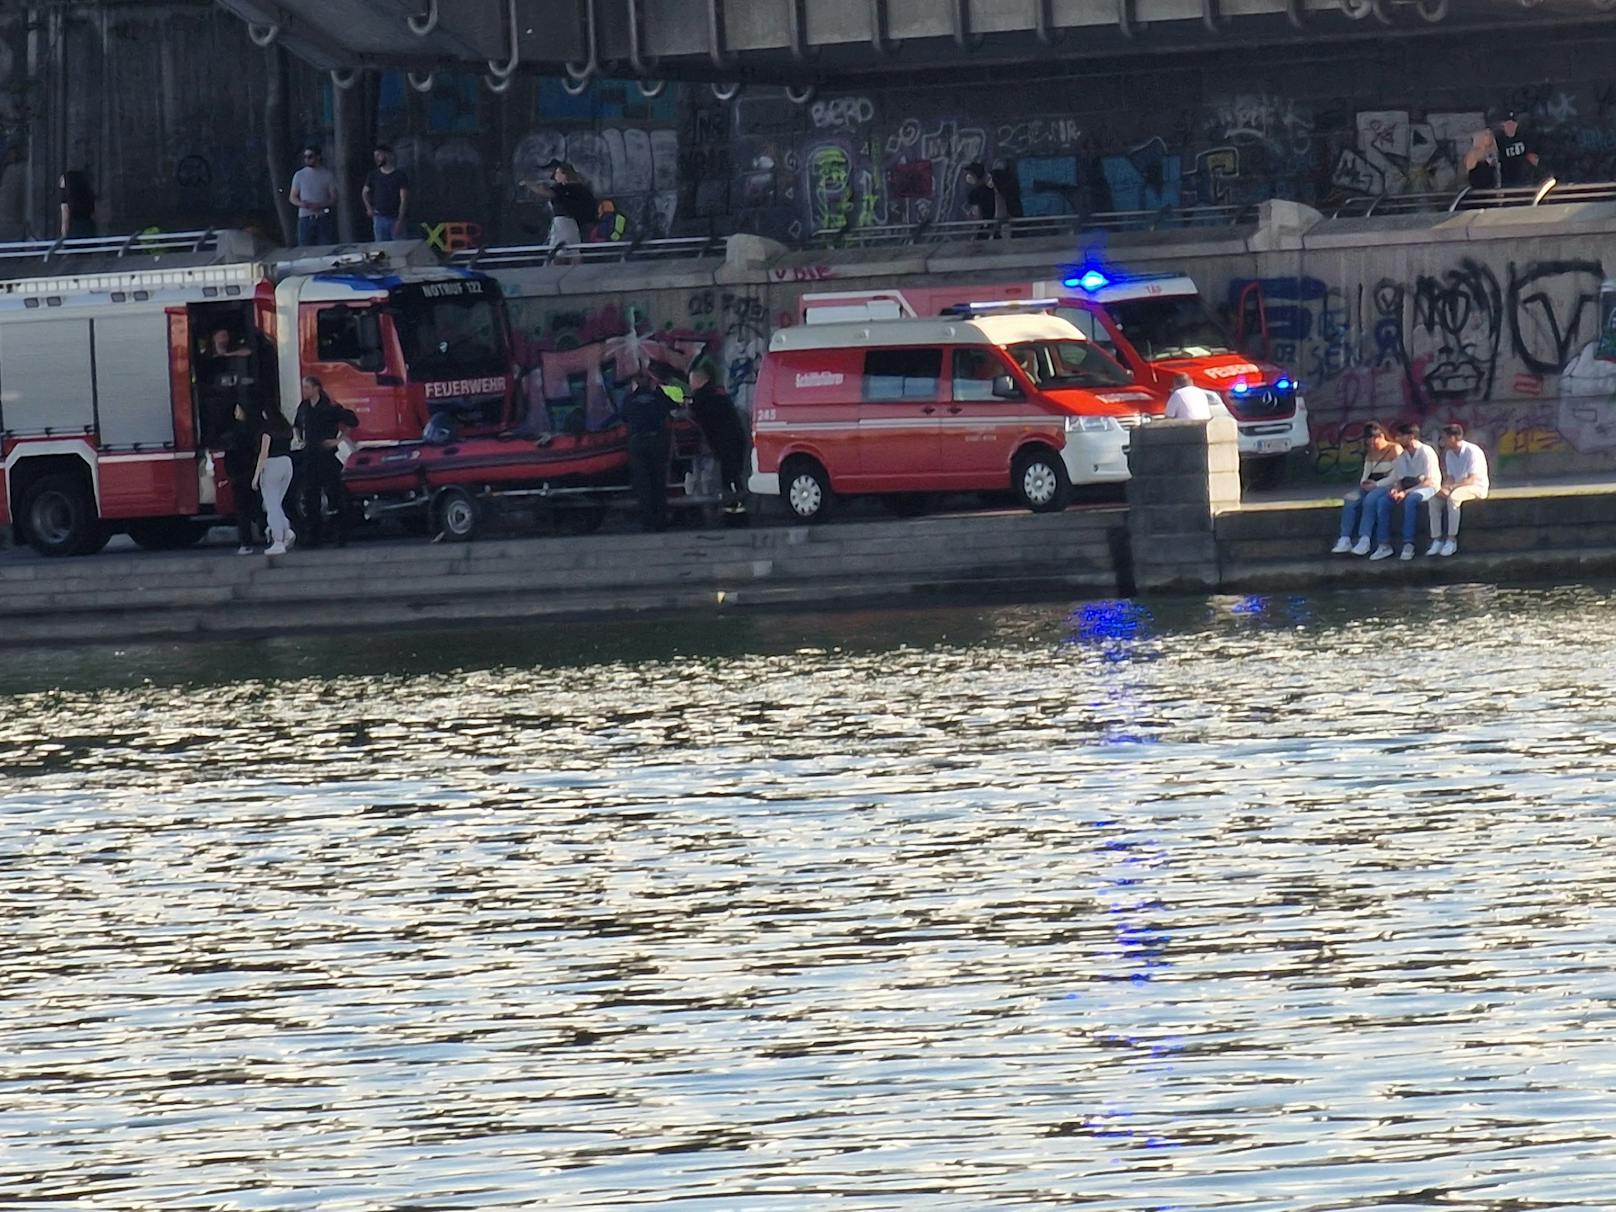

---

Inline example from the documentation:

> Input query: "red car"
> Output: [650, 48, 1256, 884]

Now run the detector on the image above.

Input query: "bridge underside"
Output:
[216, 0, 1616, 87]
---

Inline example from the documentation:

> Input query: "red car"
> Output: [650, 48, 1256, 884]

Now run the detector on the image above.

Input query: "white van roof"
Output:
[770, 312, 1085, 352]
[1034, 273, 1199, 304]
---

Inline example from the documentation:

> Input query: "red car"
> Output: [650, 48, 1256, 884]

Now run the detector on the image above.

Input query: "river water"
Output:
[4, 583, 1616, 1210]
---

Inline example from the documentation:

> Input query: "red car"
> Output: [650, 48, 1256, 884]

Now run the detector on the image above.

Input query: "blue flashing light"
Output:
[1275, 376, 1292, 391]
[1068, 269, 1111, 292]
[1231, 380, 1250, 395]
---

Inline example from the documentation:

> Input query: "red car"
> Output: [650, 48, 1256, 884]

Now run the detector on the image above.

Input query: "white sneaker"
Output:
[236, 545, 255, 556]
[266, 541, 287, 556]
[1351, 537, 1372, 556]
[283, 532, 296, 551]
[1369, 544, 1394, 561]
[1440, 538, 1458, 557]
[1400, 543, 1415, 561]
[1426, 540, 1444, 557]
[1331, 537, 1353, 554]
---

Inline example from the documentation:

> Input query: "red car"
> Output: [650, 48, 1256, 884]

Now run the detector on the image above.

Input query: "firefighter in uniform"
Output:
[622, 370, 676, 533]
[293, 374, 359, 547]
[686, 362, 749, 517]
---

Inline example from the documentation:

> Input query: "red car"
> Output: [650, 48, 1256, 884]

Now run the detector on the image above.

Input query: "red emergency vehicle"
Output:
[0, 232, 514, 555]
[802, 269, 1308, 466]
[750, 306, 1161, 521]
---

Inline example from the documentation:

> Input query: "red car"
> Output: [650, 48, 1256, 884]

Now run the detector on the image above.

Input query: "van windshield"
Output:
[1007, 340, 1133, 389]
[1105, 295, 1234, 360]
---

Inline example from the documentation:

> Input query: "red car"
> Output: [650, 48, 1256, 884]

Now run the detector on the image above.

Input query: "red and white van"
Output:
[804, 270, 1309, 465]
[749, 309, 1161, 521]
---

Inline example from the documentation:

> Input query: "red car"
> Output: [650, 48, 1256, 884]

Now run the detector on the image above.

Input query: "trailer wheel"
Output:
[1012, 447, 1071, 513]
[433, 486, 482, 542]
[128, 518, 209, 550]
[22, 473, 102, 557]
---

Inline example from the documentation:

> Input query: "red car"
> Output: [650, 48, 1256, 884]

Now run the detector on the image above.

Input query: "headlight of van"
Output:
[1065, 415, 1120, 433]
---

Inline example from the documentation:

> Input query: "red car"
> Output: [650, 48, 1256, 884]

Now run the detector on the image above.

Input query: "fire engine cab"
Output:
[803, 269, 1309, 467]
[0, 231, 513, 556]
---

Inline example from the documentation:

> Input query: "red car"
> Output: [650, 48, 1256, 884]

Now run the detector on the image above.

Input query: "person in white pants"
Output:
[253, 408, 298, 556]
[1427, 423, 1489, 557]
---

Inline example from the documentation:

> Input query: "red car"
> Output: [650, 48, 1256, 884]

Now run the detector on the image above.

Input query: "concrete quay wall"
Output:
[0, 510, 1126, 647]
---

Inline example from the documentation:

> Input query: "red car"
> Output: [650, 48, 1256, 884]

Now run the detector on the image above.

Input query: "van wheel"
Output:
[782, 458, 834, 523]
[433, 486, 482, 541]
[1013, 448, 1071, 513]
[22, 473, 101, 556]
[128, 518, 209, 550]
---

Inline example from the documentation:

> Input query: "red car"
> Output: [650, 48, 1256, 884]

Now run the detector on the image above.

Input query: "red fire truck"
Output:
[802, 269, 1309, 470]
[0, 231, 513, 555]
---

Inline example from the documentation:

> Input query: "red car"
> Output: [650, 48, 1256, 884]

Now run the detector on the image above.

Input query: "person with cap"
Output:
[621, 369, 676, 532]
[1494, 110, 1541, 188]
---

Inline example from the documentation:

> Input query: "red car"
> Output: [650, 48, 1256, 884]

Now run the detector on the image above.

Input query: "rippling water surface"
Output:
[6, 584, 1616, 1210]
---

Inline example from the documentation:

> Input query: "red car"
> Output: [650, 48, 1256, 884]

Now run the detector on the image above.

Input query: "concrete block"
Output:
[1128, 475, 1218, 507]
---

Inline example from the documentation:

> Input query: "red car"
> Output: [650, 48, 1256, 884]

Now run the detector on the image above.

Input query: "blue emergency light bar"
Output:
[1060, 267, 1184, 293]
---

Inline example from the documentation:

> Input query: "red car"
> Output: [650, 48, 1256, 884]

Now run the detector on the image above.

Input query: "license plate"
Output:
[1254, 438, 1290, 454]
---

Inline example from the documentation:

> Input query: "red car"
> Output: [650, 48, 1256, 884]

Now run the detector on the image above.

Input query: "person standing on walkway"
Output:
[225, 402, 266, 554]
[623, 370, 675, 533]
[523, 161, 597, 262]
[294, 375, 359, 548]
[1333, 421, 1399, 554]
[289, 144, 339, 246]
[1365, 422, 1440, 561]
[253, 407, 297, 556]
[363, 144, 410, 242]
[59, 171, 96, 239]
[687, 363, 748, 514]
[1427, 423, 1490, 558]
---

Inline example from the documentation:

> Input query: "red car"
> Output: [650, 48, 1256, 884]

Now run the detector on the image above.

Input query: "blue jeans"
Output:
[298, 212, 337, 246]
[371, 215, 401, 241]
[1351, 486, 1390, 541]
[1370, 485, 1439, 546]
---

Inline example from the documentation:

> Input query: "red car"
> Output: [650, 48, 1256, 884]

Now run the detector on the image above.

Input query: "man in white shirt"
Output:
[1363, 422, 1441, 561]
[289, 144, 339, 247]
[1162, 371, 1227, 421]
[1426, 422, 1489, 557]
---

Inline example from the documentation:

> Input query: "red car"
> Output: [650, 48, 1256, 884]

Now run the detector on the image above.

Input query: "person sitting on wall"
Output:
[1333, 420, 1399, 554]
[1363, 422, 1440, 562]
[1426, 422, 1490, 558]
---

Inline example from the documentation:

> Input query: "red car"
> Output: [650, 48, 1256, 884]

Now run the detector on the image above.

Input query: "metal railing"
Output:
[1328, 178, 1616, 218]
[449, 233, 728, 271]
[805, 205, 1260, 249]
[0, 228, 220, 266]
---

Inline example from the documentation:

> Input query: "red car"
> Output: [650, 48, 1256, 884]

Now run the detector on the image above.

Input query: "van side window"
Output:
[863, 348, 941, 401]
[952, 348, 1014, 401]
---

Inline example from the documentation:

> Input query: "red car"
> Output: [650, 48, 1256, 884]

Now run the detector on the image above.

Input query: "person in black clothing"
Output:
[224, 402, 266, 553]
[293, 375, 359, 547]
[59, 171, 96, 239]
[963, 162, 996, 222]
[622, 370, 675, 533]
[523, 161, 598, 261]
[363, 144, 411, 242]
[686, 363, 748, 515]
[990, 159, 1024, 221]
[1494, 110, 1541, 188]
[198, 327, 255, 447]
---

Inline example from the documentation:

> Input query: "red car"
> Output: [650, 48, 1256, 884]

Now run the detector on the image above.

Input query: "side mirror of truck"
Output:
[992, 374, 1020, 399]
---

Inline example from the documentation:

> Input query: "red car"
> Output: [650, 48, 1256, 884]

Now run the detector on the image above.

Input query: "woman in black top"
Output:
[253, 409, 298, 555]
[59, 171, 96, 239]
[224, 403, 265, 553]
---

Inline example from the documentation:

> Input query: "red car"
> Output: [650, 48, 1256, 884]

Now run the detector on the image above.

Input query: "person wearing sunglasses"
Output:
[289, 144, 339, 246]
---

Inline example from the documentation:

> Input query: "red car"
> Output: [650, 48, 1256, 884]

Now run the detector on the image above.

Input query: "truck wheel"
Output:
[1013, 447, 1071, 513]
[782, 458, 834, 523]
[433, 486, 481, 542]
[22, 473, 102, 556]
[128, 518, 209, 550]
